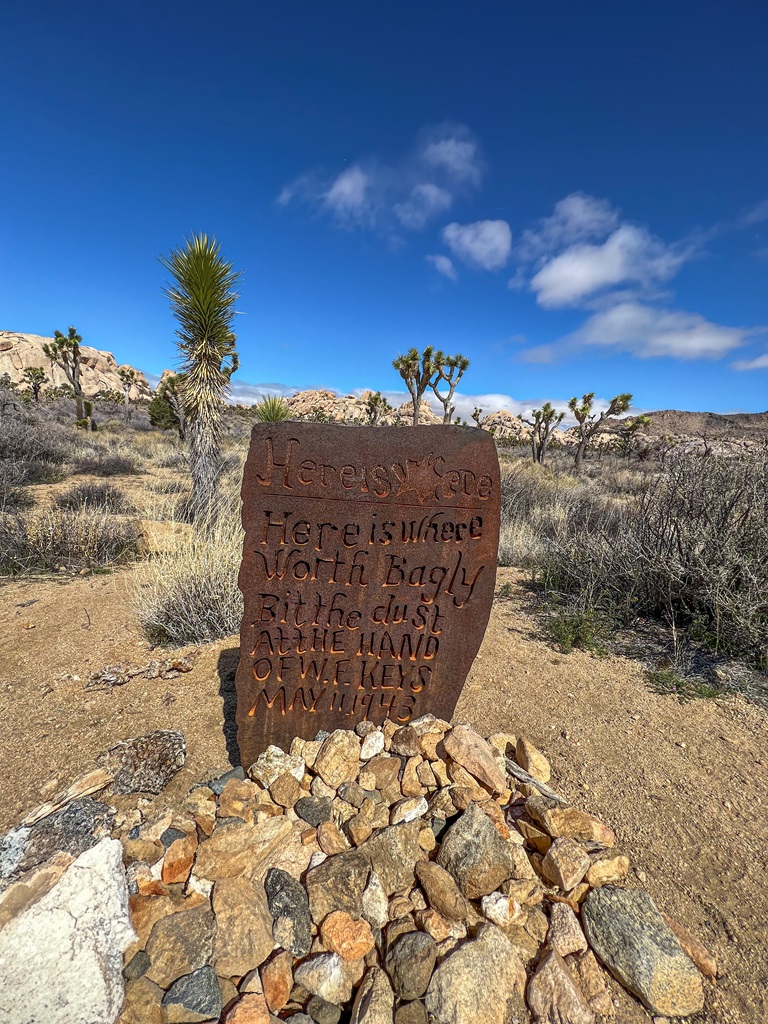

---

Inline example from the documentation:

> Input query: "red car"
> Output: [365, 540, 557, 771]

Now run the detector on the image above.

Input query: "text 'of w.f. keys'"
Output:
[235, 423, 500, 766]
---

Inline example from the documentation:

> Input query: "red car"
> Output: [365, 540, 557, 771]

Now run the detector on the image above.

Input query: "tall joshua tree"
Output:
[22, 366, 48, 403]
[393, 347, 438, 426]
[117, 366, 138, 425]
[568, 391, 632, 472]
[522, 402, 565, 465]
[160, 233, 241, 519]
[429, 352, 469, 424]
[43, 326, 85, 420]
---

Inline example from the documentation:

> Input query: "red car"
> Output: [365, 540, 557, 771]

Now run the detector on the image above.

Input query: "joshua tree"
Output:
[365, 391, 392, 426]
[471, 407, 483, 426]
[43, 326, 85, 420]
[568, 392, 633, 472]
[22, 366, 47, 403]
[117, 367, 138, 425]
[429, 352, 469, 424]
[522, 402, 565, 465]
[617, 414, 652, 457]
[393, 347, 438, 426]
[254, 395, 291, 422]
[160, 233, 241, 519]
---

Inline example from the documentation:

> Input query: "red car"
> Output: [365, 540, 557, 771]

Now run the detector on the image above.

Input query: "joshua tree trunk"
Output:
[187, 417, 221, 515]
[574, 438, 588, 472]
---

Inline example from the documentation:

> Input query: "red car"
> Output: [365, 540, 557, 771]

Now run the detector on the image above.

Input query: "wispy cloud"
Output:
[739, 199, 768, 227]
[524, 301, 758, 362]
[516, 193, 620, 263]
[277, 124, 483, 235]
[732, 351, 768, 371]
[425, 254, 457, 281]
[442, 219, 512, 271]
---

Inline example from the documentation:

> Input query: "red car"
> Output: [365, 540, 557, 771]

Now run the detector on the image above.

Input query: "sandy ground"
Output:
[1, 565, 766, 1022]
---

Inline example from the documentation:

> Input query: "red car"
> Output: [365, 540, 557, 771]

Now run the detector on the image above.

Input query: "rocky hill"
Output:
[642, 408, 768, 440]
[0, 331, 150, 401]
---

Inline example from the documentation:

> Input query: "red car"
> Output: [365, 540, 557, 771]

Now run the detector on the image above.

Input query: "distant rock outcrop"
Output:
[0, 331, 151, 401]
[282, 389, 442, 426]
[479, 410, 531, 443]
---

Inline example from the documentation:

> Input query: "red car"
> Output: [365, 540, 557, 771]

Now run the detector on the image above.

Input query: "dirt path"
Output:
[1, 566, 766, 1021]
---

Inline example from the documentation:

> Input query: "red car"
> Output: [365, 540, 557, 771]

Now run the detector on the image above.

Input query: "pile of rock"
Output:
[113, 720, 714, 1023]
[0, 722, 717, 1023]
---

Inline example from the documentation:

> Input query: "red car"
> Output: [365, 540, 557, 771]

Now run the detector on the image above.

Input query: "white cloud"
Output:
[277, 125, 483, 234]
[530, 224, 691, 308]
[394, 183, 453, 230]
[322, 167, 371, 223]
[739, 199, 768, 227]
[442, 220, 512, 271]
[426, 254, 457, 281]
[421, 137, 483, 186]
[732, 352, 768, 371]
[227, 381, 299, 404]
[570, 301, 751, 360]
[516, 193, 619, 262]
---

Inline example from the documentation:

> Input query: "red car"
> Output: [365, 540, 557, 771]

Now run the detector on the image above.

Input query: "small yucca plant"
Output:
[253, 395, 291, 422]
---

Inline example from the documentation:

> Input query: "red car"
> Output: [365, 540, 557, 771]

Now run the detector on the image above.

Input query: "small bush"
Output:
[155, 449, 188, 470]
[544, 607, 610, 655]
[646, 667, 729, 702]
[0, 507, 137, 576]
[147, 478, 188, 495]
[55, 482, 134, 513]
[74, 452, 139, 476]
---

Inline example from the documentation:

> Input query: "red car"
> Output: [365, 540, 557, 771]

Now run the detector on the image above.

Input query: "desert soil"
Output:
[0, 565, 766, 1022]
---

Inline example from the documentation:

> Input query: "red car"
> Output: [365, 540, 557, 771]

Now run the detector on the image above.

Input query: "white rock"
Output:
[481, 891, 525, 928]
[360, 731, 385, 761]
[0, 838, 135, 1024]
[390, 797, 429, 825]
[249, 745, 305, 787]
[360, 870, 389, 930]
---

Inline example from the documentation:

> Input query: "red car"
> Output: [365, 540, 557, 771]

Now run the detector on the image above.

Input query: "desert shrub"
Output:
[0, 507, 137, 576]
[0, 414, 73, 469]
[74, 451, 139, 476]
[155, 448, 188, 470]
[537, 450, 768, 670]
[646, 667, 729, 702]
[544, 606, 610, 655]
[55, 482, 134, 513]
[132, 500, 242, 644]
[147, 478, 188, 495]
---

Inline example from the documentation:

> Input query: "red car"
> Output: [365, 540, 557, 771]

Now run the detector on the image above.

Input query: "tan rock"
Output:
[418, 827, 436, 853]
[314, 730, 362, 787]
[487, 732, 517, 758]
[586, 854, 630, 887]
[572, 950, 614, 1017]
[161, 832, 198, 885]
[184, 787, 217, 836]
[515, 737, 551, 784]
[194, 817, 292, 881]
[401, 756, 427, 797]
[122, 838, 164, 866]
[321, 910, 376, 960]
[0, 852, 73, 929]
[145, 902, 216, 987]
[260, 950, 293, 1011]
[527, 796, 616, 848]
[116, 977, 164, 1024]
[390, 796, 428, 824]
[527, 948, 595, 1024]
[516, 819, 551, 853]
[542, 838, 591, 891]
[222, 992, 272, 1023]
[417, 908, 454, 943]
[548, 902, 588, 956]
[212, 876, 275, 977]
[365, 755, 401, 791]
[317, 820, 350, 855]
[249, 745, 305, 787]
[218, 777, 259, 822]
[662, 913, 718, 979]
[415, 860, 469, 922]
[443, 724, 507, 793]
[269, 771, 302, 808]
[347, 814, 374, 846]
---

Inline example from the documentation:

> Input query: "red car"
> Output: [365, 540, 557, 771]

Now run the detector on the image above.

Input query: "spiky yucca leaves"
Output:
[568, 391, 633, 472]
[393, 346, 437, 426]
[43, 326, 85, 420]
[253, 395, 291, 422]
[522, 402, 565, 465]
[159, 233, 241, 521]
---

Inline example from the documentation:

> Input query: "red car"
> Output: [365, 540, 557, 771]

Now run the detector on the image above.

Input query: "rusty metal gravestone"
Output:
[235, 423, 500, 768]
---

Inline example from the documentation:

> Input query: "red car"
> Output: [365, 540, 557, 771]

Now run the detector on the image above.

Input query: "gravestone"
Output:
[235, 423, 500, 768]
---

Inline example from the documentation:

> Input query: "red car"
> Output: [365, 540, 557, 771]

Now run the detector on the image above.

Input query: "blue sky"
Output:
[1, 0, 766, 419]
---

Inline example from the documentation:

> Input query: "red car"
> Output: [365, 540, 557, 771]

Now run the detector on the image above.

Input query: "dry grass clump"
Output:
[73, 449, 140, 476]
[54, 481, 134, 513]
[0, 507, 137, 576]
[132, 511, 243, 644]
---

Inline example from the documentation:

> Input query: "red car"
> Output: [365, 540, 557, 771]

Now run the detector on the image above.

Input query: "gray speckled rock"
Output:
[265, 867, 312, 957]
[99, 730, 186, 794]
[583, 886, 704, 1017]
[386, 931, 437, 1001]
[161, 965, 222, 1022]
[436, 801, 516, 899]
